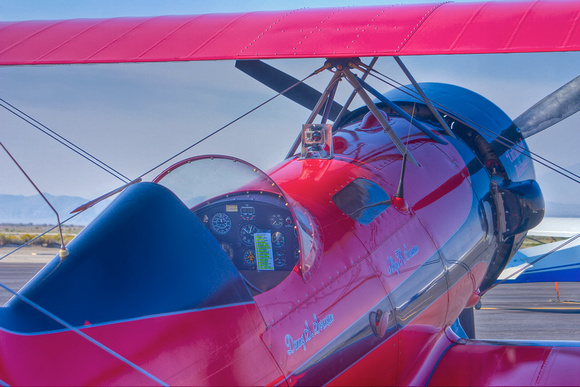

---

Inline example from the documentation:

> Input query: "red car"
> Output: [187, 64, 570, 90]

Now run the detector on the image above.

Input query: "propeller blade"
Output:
[235, 60, 347, 121]
[514, 75, 580, 138]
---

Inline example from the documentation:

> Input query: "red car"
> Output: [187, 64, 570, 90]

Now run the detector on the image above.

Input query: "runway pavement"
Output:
[1, 246, 579, 341]
[475, 281, 580, 340]
[0, 246, 56, 305]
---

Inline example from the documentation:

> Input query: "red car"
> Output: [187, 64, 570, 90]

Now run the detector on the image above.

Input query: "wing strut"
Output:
[393, 56, 456, 139]
[353, 74, 447, 145]
[275, 58, 447, 162]
[286, 70, 342, 158]
[332, 57, 379, 128]
[1, 141, 69, 259]
[341, 64, 419, 166]
[305, 71, 343, 125]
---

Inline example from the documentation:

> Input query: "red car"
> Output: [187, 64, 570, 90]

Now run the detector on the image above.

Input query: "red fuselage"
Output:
[0, 102, 539, 385]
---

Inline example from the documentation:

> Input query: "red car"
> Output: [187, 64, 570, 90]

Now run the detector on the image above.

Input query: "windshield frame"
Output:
[153, 154, 321, 284]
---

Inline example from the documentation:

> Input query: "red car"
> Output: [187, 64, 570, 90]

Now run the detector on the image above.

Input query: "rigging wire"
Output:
[0, 282, 168, 386]
[136, 68, 322, 180]
[364, 67, 580, 185]
[0, 64, 324, 263]
[481, 232, 580, 297]
[0, 65, 325, 368]
[361, 64, 580, 291]
[0, 213, 81, 262]
[0, 98, 131, 183]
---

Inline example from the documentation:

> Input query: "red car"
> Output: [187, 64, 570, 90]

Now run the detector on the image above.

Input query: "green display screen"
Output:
[254, 232, 274, 271]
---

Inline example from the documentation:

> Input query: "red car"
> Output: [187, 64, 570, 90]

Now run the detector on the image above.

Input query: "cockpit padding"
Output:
[0, 183, 252, 333]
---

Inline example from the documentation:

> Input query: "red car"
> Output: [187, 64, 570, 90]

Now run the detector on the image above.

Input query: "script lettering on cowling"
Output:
[285, 314, 334, 355]
[387, 244, 419, 275]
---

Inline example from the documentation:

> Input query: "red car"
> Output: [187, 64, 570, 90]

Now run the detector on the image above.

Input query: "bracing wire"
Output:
[0, 98, 131, 183]
[0, 64, 326, 379]
[0, 212, 81, 262]
[364, 67, 580, 185]
[0, 282, 168, 386]
[481, 232, 580, 296]
[361, 64, 580, 289]
[136, 68, 322, 180]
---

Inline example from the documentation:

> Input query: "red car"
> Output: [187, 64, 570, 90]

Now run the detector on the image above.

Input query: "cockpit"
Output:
[153, 155, 318, 293]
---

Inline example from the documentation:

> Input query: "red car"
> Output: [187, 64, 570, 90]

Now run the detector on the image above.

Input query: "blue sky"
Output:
[1, 0, 579, 213]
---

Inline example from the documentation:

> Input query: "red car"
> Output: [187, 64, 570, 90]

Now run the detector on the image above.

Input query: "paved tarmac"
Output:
[475, 281, 580, 341]
[0, 246, 56, 304]
[1, 246, 579, 341]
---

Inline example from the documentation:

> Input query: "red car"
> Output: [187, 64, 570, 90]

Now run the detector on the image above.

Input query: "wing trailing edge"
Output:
[1, 1, 580, 66]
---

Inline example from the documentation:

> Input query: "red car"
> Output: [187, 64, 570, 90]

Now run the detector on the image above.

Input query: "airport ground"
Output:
[1, 246, 580, 341]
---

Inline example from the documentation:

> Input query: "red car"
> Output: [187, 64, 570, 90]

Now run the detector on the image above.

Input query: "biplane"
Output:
[1, 1, 580, 385]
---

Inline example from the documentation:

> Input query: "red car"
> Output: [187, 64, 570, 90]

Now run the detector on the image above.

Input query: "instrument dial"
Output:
[274, 252, 286, 268]
[240, 224, 258, 245]
[269, 213, 284, 228]
[240, 205, 256, 221]
[220, 242, 234, 260]
[211, 212, 232, 235]
[243, 250, 256, 266]
[272, 231, 285, 248]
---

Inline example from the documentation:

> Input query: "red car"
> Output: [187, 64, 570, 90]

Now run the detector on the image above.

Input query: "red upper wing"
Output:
[1, 1, 579, 65]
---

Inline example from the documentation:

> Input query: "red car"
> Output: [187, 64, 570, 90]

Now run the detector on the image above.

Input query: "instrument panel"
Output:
[193, 191, 300, 279]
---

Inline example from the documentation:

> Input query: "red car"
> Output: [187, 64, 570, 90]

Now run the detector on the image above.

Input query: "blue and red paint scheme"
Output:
[1, 81, 576, 386]
[1, 2, 580, 385]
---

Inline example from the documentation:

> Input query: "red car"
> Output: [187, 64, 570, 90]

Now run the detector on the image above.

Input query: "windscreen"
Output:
[153, 155, 316, 292]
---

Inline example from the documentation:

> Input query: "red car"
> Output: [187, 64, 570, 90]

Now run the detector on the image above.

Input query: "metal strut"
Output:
[394, 56, 456, 139]
[354, 75, 447, 146]
[286, 70, 343, 158]
[332, 56, 379, 128]
[0, 141, 69, 259]
[340, 62, 419, 166]
[290, 57, 454, 165]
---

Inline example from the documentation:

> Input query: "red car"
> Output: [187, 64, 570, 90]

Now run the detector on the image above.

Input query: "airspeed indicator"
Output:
[211, 212, 232, 235]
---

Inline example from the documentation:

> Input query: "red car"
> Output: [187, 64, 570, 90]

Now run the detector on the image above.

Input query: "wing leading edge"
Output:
[1, 1, 579, 66]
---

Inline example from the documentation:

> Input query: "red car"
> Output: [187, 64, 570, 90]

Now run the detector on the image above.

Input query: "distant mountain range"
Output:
[0, 193, 108, 226]
[1, 174, 580, 226]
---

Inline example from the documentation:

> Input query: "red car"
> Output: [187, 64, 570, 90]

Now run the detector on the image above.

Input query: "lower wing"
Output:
[428, 339, 580, 386]
[500, 217, 580, 283]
